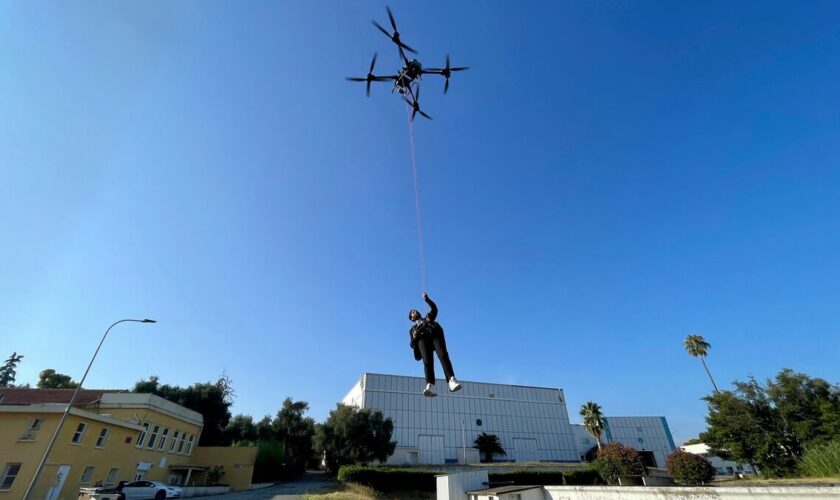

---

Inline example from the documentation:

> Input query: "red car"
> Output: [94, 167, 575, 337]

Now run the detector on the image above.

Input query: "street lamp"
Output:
[23, 318, 157, 500]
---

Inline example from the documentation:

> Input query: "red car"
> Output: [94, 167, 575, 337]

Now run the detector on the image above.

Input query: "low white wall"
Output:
[181, 486, 231, 497]
[544, 485, 840, 500]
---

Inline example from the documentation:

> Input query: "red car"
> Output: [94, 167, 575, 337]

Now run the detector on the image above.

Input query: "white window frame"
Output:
[147, 424, 161, 449]
[95, 427, 110, 448]
[1, 463, 22, 490]
[106, 468, 119, 485]
[185, 434, 194, 455]
[158, 428, 170, 451]
[136, 422, 150, 448]
[169, 430, 181, 453]
[19, 417, 44, 440]
[71, 422, 87, 444]
[177, 432, 187, 454]
[80, 466, 95, 484]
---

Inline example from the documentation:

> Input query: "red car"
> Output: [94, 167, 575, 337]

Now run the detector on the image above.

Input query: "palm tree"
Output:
[473, 432, 506, 463]
[684, 334, 719, 393]
[580, 401, 605, 452]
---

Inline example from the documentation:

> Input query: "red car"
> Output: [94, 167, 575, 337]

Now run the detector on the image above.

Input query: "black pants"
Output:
[417, 334, 455, 385]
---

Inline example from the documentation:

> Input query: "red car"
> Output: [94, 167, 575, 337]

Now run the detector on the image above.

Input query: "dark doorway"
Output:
[638, 450, 657, 468]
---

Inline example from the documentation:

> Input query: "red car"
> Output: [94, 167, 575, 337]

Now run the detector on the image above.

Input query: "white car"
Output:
[119, 480, 182, 499]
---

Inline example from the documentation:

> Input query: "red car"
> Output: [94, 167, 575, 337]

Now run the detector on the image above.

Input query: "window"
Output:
[169, 430, 181, 452]
[20, 417, 43, 440]
[1, 463, 22, 490]
[177, 433, 187, 453]
[96, 428, 110, 448]
[71, 422, 87, 444]
[106, 468, 119, 485]
[80, 466, 95, 483]
[185, 434, 194, 454]
[158, 428, 170, 451]
[136, 422, 150, 448]
[147, 424, 161, 449]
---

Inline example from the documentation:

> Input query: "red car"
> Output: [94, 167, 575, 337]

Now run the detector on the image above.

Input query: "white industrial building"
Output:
[342, 373, 676, 466]
[681, 443, 757, 477]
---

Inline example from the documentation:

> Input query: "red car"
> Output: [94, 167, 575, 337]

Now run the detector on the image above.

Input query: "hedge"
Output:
[562, 469, 602, 485]
[488, 470, 566, 486]
[337, 465, 442, 492]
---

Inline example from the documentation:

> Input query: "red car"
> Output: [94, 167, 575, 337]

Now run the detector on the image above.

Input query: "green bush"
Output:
[253, 440, 290, 483]
[563, 469, 601, 485]
[488, 470, 565, 486]
[337, 465, 443, 492]
[591, 443, 645, 485]
[666, 450, 715, 485]
[799, 441, 840, 478]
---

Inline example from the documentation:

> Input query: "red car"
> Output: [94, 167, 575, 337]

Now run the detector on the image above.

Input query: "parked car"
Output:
[119, 481, 182, 499]
[78, 481, 128, 500]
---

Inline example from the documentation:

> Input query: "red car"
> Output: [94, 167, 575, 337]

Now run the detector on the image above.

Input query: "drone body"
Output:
[346, 7, 469, 120]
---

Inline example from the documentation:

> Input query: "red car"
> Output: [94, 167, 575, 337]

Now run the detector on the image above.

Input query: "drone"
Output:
[346, 6, 469, 120]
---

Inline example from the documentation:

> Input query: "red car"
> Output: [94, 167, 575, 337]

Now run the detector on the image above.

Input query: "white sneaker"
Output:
[423, 383, 437, 397]
[448, 377, 462, 392]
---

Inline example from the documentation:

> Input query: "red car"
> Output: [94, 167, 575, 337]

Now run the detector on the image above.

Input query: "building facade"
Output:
[572, 417, 676, 468]
[0, 388, 256, 499]
[342, 373, 676, 467]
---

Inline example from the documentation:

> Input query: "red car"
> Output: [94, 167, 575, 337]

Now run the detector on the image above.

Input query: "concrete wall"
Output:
[543, 485, 840, 499]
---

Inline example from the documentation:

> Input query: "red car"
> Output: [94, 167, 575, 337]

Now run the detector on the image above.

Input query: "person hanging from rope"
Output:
[409, 293, 462, 397]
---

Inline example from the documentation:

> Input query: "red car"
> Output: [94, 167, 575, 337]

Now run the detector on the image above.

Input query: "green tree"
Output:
[314, 404, 396, 475]
[701, 379, 799, 477]
[473, 432, 506, 463]
[0, 352, 23, 387]
[767, 369, 840, 446]
[37, 368, 78, 389]
[225, 414, 258, 444]
[256, 415, 274, 441]
[272, 398, 317, 475]
[683, 437, 703, 446]
[132, 374, 234, 446]
[580, 401, 606, 451]
[684, 334, 718, 393]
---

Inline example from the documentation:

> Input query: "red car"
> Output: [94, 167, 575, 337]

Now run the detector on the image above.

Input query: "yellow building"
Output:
[0, 388, 256, 499]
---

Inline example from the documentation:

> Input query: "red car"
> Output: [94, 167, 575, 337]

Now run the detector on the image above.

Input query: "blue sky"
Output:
[2, 1, 839, 444]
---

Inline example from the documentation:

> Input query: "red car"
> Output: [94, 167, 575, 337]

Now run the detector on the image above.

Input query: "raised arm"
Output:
[423, 293, 438, 321]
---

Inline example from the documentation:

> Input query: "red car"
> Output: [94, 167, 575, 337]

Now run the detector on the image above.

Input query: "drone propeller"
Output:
[426, 54, 470, 94]
[345, 53, 393, 96]
[403, 86, 431, 121]
[372, 6, 417, 54]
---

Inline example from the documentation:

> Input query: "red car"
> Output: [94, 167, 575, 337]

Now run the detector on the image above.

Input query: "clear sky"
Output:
[2, 1, 839, 444]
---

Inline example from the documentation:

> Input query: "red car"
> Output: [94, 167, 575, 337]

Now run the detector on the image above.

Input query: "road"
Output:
[192, 471, 338, 499]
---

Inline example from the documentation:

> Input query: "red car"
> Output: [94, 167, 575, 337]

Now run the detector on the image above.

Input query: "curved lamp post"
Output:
[23, 318, 157, 500]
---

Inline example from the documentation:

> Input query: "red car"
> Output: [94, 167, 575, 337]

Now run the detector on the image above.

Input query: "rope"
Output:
[405, 101, 427, 293]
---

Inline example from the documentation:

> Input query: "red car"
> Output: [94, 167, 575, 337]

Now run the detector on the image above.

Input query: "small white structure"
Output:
[681, 443, 758, 477]
[436, 471, 489, 500]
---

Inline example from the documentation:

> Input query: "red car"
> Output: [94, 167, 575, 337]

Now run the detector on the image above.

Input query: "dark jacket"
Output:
[409, 296, 445, 360]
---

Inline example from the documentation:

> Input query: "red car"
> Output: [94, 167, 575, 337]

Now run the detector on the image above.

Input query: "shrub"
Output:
[666, 450, 715, 485]
[591, 443, 645, 485]
[488, 470, 565, 486]
[799, 441, 840, 478]
[563, 468, 601, 485]
[337, 465, 442, 492]
[253, 440, 290, 483]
